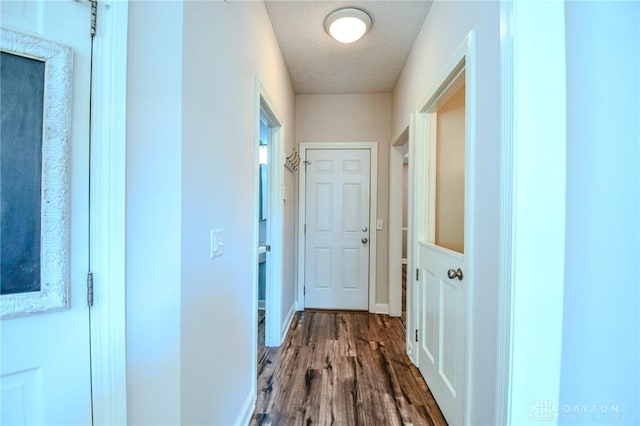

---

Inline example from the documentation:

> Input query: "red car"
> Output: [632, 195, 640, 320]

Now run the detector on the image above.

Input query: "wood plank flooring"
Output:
[259, 309, 266, 346]
[252, 311, 447, 425]
[401, 265, 407, 328]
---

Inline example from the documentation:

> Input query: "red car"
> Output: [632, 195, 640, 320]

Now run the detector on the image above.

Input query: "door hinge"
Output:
[89, 0, 97, 38]
[304, 224, 306, 234]
[87, 272, 94, 307]
[303, 286, 306, 296]
[416, 268, 419, 281]
[415, 329, 419, 342]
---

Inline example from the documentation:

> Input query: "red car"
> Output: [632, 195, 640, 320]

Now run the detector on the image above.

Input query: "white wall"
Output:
[126, 2, 183, 424]
[560, 2, 640, 423]
[180, 2, 295, 423]
[392, 2, 501, 424]
[126, 1, 296, 424]
[296, 93, 392, 307]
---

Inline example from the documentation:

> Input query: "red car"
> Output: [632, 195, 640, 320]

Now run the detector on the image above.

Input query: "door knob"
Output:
[447, 268, 463, 280]
[362, 237, 368, 244]
[361, 226, 368, 232]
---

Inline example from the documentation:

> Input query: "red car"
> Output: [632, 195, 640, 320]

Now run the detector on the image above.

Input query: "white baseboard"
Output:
[234, 387, 256, 426]
[375, 303, 389, 314]
[280, 303, 296, 344]
[407, 343, 416, 364]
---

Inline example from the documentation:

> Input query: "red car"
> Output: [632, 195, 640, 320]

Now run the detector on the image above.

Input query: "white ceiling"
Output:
[264, 1, 433, 94]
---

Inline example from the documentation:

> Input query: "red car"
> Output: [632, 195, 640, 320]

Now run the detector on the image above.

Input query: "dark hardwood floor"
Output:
[401, 265, 407, 328]
[252, 311, 447, 425]
[259, 309, 266, 347]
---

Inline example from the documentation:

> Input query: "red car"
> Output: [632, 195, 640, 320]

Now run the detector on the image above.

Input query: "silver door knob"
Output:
[362, 237, 368, 244]
[361, 226, 368, 232]
[447, 268, 463, 280]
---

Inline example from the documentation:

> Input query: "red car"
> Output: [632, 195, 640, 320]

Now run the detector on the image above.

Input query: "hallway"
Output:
[252, 311, 447, 425]
[118, 1, 640, 423]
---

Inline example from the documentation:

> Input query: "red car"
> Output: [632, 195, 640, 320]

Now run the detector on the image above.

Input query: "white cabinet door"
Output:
[304, 149, 370, 310]
[1, 1, 93, 424]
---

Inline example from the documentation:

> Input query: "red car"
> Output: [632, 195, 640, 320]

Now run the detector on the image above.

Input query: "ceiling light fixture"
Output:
[324, 8, 372, 44]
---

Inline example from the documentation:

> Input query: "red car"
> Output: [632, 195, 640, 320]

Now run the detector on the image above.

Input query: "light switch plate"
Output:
[210, 228, 224, 259]
[376, 219, 383, 230]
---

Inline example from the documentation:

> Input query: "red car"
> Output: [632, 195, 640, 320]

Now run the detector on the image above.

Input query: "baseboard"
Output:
[234, 387, 256, 426]
[375, 303, 389, 314]
[280, 303, 296, 344]
[407, 343, 416, 364]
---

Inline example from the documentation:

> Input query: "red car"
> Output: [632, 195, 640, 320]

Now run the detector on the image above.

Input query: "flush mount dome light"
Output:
[324, 8, 372, 44]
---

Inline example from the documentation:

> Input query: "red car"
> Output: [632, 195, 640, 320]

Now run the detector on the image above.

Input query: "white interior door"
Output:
[1, 1, 93, 424]
[414, 60, 470, 426]
[304, 148, 370, 310]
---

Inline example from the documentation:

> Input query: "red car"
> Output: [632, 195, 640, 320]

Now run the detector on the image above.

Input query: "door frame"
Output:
[389, 126, 416, 359]
[253, 78, 284, 347]
[411, 30, 476, 424]
[495, 2, 568, 423]
[89, 0, 128, 423]
[296, 142, 379, 312]
[388, 127, 408, 319]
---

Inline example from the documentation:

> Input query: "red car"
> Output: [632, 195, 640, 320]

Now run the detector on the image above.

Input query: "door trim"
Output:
[388, 127, 409, 319]
[496, 2, 567, 423]
[253, 78, 285, 348]
[296, 142, 378, 312]
[89, 1, 128, 423]
[412, 30, 476, 424]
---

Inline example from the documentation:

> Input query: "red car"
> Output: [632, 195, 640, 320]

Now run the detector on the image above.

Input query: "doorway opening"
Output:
[258, 116, 269, 347]
[253, 79, 284, 360]
[389, 127, 412, 326]
[401, 147, 409, 327]
[411, 31, 476, 426]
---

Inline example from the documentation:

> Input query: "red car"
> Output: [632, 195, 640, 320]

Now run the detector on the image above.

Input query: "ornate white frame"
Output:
[1, 28, 73, 318]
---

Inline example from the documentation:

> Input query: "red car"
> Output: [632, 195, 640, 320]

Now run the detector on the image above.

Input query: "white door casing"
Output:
[496, 3, 568, 423]
[388, 127, 409, 319]
[0, 1, 92, 424]
[412, 31, 476, 426]
[303, 148, 371, 310]
[253, 79, 284, 348]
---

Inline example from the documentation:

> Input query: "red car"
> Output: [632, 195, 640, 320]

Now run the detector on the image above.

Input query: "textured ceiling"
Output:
[265, 1, 433, 94]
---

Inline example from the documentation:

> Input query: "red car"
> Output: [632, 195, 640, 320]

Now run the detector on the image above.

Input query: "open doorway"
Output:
[257, 116, 269, 347]
[388, 127, 413, 355]
[254, 79, 284, 362]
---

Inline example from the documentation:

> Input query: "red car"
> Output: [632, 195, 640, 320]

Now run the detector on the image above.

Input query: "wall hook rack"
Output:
[285, 149, 300, 172]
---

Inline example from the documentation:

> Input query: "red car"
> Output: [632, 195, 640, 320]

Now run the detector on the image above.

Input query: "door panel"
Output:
[417, 242, 464, 425]
[422, 268, 438, 364]
[1, 1, 92, 424]
[305, 149, 370, 310]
